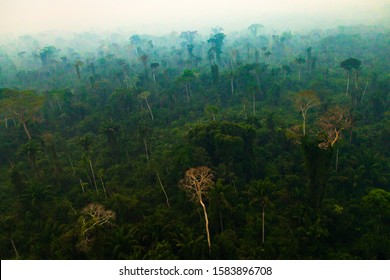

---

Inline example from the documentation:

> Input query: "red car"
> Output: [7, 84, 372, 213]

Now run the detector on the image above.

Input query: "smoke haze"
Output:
[1, 0, 389, 36]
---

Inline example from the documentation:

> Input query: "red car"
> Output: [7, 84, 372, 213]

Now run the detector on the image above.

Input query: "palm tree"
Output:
[247, 178, 275, 243]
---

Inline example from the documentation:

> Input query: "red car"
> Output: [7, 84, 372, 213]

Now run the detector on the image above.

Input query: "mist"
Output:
[1, 0, 389, 36]
[1, 0, 390, 265]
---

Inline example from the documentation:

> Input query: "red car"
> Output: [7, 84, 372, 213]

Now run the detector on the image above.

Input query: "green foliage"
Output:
[0, 25, 389, 260]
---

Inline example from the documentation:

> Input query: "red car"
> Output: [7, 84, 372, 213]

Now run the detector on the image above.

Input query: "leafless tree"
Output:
[78, 203, 115, 252]
[180, 166, 214, 254]
[294, 90, 320, 136]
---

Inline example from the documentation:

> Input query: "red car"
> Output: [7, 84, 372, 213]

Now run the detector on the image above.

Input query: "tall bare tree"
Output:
[180, 166, 214, 254]
[294, 90, 320, 136]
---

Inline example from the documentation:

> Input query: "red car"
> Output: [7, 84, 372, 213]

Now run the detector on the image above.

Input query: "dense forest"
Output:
[0, 24, 389, 259]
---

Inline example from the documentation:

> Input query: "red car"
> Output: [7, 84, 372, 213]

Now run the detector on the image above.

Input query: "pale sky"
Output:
[0, 0, 389, 35]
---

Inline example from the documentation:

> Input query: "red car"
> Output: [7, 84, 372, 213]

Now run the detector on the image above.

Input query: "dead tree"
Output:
[180, 166, 214, 254]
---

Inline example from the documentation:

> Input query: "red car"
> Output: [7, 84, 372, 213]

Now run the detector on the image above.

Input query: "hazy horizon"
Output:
[1, 0, 390, 37]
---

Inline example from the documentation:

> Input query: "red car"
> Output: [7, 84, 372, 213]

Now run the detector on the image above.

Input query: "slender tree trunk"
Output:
[152, 73, 157, 89]
[230, 78, 234, 95]
[144, 98, 154, 120]
[10, 238, 19, 259]
[55, 97, 63, 113]
[199, 198, 211, 254]
[262, 206, 265, 243]
[100, 177, 107, 198]
[354, 71, 359, 89]
[21, 118, 32, 140]
[302, 113, 306, 136]
[335, 148, 339, 173]
[143, 138, 149, 163]
[188, 83, 192, 98]
[346, 72, 350, 95]
[255, 73, 261, 90]
[156, 171, 170, 208]
[69, 157, 76, 175]
[185, 84, 190, 102]
[79, 178, 86, 193]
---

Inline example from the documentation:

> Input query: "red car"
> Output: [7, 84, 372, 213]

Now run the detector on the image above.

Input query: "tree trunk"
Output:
[361, 81, 368, 103]
[21, 118, 32, 140]
[346, 72, 350, 95]
[69, 157, 76, 175]
[156, 171, 170, 208]
[185, 84, 190, 102]
[143, 138, 149, 163]
[79, 178, 86, 193]
[354, 71, 359, 89]
[10, 238, 19, 259]
[100, 177, 107, 198]
[199, 197, 211, 254]
[144, 97, 154, 120]
[262, 206, 265, 243]
[152, 73, 157, 89]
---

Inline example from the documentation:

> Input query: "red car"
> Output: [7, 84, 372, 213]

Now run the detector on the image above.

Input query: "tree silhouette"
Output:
[248, 24, 263, 37]
[294, 55, 306, 81]
[340, 58, 361, 94]
[208, 32, 226, 64]
[74, 60, 84, 80]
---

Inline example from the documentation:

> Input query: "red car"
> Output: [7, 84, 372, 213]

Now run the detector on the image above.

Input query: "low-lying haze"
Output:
[1, 0, 389, 36]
